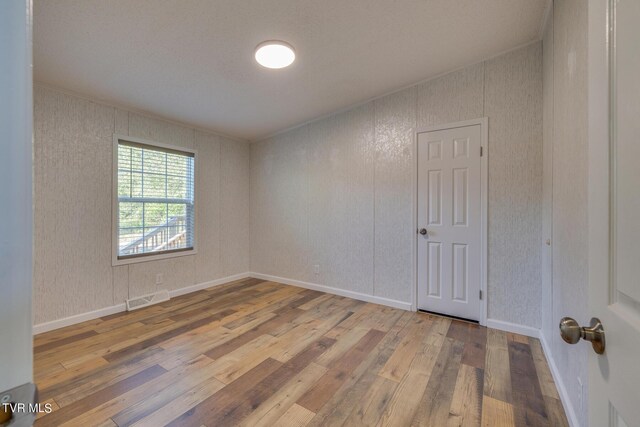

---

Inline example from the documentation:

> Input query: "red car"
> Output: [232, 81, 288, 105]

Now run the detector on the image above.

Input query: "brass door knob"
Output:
[559, 317, 605, 354]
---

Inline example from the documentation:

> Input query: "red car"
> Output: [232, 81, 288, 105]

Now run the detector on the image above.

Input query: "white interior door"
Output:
[417, 123, 483, 321]
[0, 0, 33, 394]
[588, 0, 640, 425]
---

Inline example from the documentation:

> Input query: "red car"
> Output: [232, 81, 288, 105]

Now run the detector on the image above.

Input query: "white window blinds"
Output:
[116, 140, 195, 259]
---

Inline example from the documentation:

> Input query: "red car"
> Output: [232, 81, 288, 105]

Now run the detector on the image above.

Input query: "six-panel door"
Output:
[588, 1, 640, 425]
[417, 124, 482, 321]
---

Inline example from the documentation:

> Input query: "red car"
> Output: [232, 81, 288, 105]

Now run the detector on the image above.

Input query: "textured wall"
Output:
[33, 85, 251, 324]
[416, 63, 484, 128]
[373, 88, 417, 302]
[308, 104, 376, 296]
[34, 44, 544, 329]
[251, 43, 543, 327]
[541, 3, 555, 342]
[542, 1, 589, 426]
[250, 125, 311, 281]
[484, 45, 543, 326]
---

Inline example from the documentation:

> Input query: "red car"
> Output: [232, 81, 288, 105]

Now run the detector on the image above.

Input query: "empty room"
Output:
[1, 0, 639, 426]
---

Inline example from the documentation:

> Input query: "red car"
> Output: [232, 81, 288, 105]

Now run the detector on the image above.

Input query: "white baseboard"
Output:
[33, 303, 127, 335]
[168, 272, 251, 298]
[539, 332, 580, 427]
[33, 272, 252, 335]
[249, 272, 413, 311]
[33, 271, 410, 334]
[485, 318, 540, 338]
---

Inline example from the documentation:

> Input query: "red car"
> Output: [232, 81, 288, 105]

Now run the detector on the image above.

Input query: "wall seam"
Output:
[220, 134, 224, 274]
[372, 101, 377, 297]
[414, 83, 419, 310]
[481, 60, 487, 319]
[111, 106, 116, 306]
[482, 61, 486, 118]
[126, 111, 131, 300]
[305, 125, 311, 282]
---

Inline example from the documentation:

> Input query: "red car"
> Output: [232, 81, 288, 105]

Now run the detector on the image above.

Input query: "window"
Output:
[113, 136, 195, 264]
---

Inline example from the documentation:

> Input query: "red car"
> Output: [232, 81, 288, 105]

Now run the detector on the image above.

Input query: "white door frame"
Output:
[0, 0, 34, 393]
[413, 117, 489, 326]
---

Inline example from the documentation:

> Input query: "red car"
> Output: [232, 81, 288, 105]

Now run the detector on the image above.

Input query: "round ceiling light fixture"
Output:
[254, 40, 296, 69]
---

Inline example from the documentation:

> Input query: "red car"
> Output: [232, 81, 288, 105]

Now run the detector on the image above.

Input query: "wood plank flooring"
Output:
[34, 278, 569, 427]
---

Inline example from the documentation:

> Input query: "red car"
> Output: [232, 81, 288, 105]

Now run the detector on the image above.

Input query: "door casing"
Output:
[413, 118, 488, 326]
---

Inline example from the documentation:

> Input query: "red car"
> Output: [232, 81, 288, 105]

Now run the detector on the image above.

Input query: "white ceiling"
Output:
[34, 0, 549, 141]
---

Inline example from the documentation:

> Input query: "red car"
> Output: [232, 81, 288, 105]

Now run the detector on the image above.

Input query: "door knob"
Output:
[559, 317, 605, 354]
[418, 228, 428, 236]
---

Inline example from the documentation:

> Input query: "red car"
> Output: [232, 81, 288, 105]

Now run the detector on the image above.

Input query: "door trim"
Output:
[413, 118, 488, 326]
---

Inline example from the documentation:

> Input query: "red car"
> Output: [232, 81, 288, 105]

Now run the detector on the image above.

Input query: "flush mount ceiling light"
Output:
[254, 40, 296, 69]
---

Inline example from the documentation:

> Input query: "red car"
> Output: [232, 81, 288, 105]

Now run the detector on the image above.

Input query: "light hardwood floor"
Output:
[33, 278, 569, 426]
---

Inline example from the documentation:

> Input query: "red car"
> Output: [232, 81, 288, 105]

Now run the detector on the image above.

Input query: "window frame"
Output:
[112, 134, 198, 266]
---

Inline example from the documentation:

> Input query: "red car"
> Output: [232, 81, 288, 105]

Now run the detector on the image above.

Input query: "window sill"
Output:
[112, 248, 197, 266]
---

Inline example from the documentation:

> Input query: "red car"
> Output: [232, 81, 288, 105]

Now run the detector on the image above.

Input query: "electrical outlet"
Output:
[313, 264, 320, 275]
[155, 273, 164, 285]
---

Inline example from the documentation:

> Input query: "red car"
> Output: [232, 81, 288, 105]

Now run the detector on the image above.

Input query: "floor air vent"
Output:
[126, 289, 170, 311]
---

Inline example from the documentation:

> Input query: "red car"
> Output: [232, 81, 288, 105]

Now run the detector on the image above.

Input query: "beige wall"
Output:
[33, 85, 251, 325]
[251, 43, 543, 328]
[541, 1, 589, 426]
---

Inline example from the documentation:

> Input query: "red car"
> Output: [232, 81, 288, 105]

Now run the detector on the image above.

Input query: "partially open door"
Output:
[586, 0, 640, 425]
[0, 0, 36, 424]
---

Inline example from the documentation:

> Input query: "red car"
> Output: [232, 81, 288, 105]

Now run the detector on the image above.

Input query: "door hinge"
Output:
[479, 290, 483, 300]
[480, 146, 484, 157]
